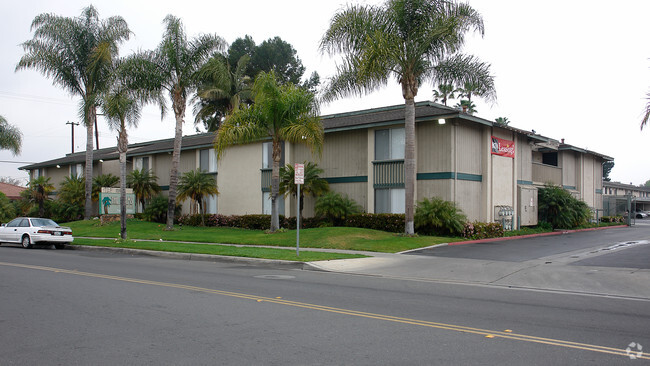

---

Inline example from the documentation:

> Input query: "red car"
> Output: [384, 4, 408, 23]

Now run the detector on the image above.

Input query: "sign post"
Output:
[294, 163, 304, 256]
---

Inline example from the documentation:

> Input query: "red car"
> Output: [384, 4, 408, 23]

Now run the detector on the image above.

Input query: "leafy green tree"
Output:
[127, 169, 161, 213]
[414, 197, 467, 236]
[603, 161, 614, 182]
[0, 115, 22, 155]
[17, 6, 131, 220]
[22, 176, 55, 217]
[314, 192, 362, 225]
[102, 70, 144, 239]
[177, 169, 219, 225]
[644, 179, 650, 187]
[279, 162, 330, 220]
[437, 54, 495, 103]
[215, 71, 323, 231]
[321, 0, 485, 234]
[120, 15, 225, 230]
[192, 53, 252, 132]
[0, 192, 16, 223]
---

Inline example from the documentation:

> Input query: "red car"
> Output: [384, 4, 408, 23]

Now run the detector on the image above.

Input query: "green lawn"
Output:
[64, 219, 459, 253]
[72, 238, 366, 262]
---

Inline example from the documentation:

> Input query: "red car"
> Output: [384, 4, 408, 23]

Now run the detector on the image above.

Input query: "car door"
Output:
[14, 219, 31, 242]
[0, 218, 22, 243]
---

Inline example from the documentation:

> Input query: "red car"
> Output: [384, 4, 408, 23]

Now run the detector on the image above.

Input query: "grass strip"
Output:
[72, 238, 368, 262]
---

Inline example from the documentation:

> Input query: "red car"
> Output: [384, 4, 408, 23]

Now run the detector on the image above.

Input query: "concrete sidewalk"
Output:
[306, 244, 650, 300]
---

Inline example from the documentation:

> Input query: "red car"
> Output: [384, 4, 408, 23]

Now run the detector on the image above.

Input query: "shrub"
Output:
[0, 192, 16, 223]
[600, 215, 624, 223]
[344, 213, 404, 233]
[315, 192, 362, 225]
[462, 222, 504, 239]
[414, 197, 467, 236]
[538, 184, 591, 229]
[144, 195, 181, 224]
[50, 200, 84, 223]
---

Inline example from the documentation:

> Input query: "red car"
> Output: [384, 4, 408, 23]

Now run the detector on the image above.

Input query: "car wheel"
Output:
[54, 244, 66, 250]
[636, 214, 643, 219]
[21, 235, 33, 249]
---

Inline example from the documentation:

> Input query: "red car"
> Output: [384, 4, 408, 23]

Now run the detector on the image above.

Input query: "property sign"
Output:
[99, 187, 136, 215]
[295, 163, 304, 184]
[491, 136, 515, 158]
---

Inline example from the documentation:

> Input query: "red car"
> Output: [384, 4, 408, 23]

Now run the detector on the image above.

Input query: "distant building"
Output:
[602, 181, 650, 216]
[21, 101, 612, 228]
[0, 182, 26, 201]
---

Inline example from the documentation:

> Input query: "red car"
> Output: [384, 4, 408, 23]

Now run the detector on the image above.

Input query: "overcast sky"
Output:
[1, 0, 649, 186]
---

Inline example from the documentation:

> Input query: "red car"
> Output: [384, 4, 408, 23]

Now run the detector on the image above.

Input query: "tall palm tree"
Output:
[102, 75, 142, 239]
[435, 54, 496, 103]
[192, 53, 252, 132]
[23, 176, 55, 217]
[279, 161, 330, 220]
[120, 15, 225, 230]
[17, 6, 131, 220]
[127, 169, 161, 213]
[642, 92, 650, 130]
[215, 71, 323, 231]
[177, 169, 219, 225]
[320, 0, 485, 234]
[0, 115, 22, 155]
[432, 84, 458, 106]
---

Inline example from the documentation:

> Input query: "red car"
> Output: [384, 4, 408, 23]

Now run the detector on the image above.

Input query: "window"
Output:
[134, 156, 150, 172]
[205, 195, 217, 214]
[375, 188, 405, 214]
[542, 152, 558, 166]
[70, 163, 83, 177]
[33, 168, 44, 179]
[375, 127, 405, 160]
[262, 141, 284, 169]
[199, 148, 217, 173]
[262, 192, 285, 215]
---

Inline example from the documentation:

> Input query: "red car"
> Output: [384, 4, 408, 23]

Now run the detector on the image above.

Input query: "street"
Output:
[1, 227, 650, 365]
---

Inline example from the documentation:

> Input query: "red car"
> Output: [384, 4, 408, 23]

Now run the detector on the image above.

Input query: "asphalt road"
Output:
[1, 246, 649, 365]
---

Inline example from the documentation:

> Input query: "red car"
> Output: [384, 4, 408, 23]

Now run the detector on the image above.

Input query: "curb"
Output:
[447, 225, 628, 246]
[69, 245, 309, 269]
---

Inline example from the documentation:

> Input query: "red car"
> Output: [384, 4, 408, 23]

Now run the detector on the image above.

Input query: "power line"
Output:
[0, 160, 36, 164]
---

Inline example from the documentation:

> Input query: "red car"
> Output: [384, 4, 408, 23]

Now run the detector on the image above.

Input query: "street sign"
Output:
[295, 163, 304, 184]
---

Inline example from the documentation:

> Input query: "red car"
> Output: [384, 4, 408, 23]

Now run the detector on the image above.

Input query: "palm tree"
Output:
[279, 161, 330, 220]
[127, 169, 161, 213]
[102, 76, 142, 239]
[0, 115, 22, 155]
[23, 176, 55, 217]
[436, 54, 496, 103]
[494, 117, 510, 127]
[320, 0, 485, 234]
[454, 99, 477, 114]
[92, 174, 120, 202]
[192, 53, 252, 132]
[120, 15, 225, 230]
[432, 84, 458, 106]
[642, 92, 650, 130]
[17, 6, 131, 220]
[177, 169, 219, 226]
[58, 175, 85, 212]
[215, 71, 323, 232]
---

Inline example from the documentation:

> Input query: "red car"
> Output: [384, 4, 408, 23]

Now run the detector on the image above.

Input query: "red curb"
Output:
[447, 225, 628, 246]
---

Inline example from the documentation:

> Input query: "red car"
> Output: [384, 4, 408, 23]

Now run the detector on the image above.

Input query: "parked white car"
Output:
[0, 217, 73, 249]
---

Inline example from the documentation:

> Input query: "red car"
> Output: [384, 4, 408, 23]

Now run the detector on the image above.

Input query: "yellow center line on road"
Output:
[1, 261, 647, 360]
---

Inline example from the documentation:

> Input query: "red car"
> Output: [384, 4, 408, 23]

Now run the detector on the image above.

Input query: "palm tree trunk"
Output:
[166, 101, 185, 230]
[84, 109, 95, 220]
[270, 138, 281, 231]
[404, 97, 416, 235]
[119, 127, 128, 240]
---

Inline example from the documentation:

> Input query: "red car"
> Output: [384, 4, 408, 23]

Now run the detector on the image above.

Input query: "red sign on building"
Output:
[491, 136, 515, 158]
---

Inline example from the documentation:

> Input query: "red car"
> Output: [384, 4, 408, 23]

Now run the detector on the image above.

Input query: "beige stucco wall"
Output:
[516, 135, 533, 183]
[217, 142, 263, 215]
[455, 121, 483, 175]
[561, 151, 577, 189]
[417, 121, 452, 172]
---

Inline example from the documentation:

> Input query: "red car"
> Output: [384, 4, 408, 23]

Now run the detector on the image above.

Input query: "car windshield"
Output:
[30, 218, 59, 227]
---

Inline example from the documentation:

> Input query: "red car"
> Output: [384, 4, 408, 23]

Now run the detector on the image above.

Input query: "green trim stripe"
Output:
[518, 180, 533, 185]
[417, 172, 482, 182]
[595, 189, 603, 194]
[325, 176, 368, 184]
[563, 185, 577, 190]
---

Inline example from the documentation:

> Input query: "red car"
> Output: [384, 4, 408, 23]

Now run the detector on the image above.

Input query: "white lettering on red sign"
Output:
[295, 163, 304, 184]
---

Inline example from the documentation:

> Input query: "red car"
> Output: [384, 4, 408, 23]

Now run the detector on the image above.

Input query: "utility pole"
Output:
[66, 121, 79, 154]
